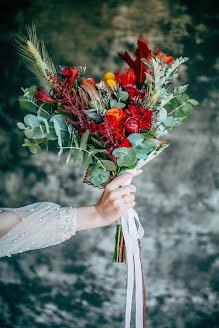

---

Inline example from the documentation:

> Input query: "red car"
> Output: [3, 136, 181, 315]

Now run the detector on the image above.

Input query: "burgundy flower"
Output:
[35, 88, 55, 103]
[124, 117, 139, 133]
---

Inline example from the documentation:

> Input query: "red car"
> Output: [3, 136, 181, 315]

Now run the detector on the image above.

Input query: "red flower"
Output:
[125, 85, 144, 100]
[117, 138, 132, 148]
[115, 68, 137, 86]
[125, 105, 153, 133]
[124, 117, 139, 133]
[118, 35, 152, 83]
[35, 88, 55, 103]
[154, 50, 173, 65]
[62, 67, 78, 86]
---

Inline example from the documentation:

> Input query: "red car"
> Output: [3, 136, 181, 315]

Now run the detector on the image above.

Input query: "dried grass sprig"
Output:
[15, 24, 57, 88]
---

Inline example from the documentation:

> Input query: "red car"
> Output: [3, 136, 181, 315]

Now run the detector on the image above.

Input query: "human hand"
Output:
[94, 170, 143, 228]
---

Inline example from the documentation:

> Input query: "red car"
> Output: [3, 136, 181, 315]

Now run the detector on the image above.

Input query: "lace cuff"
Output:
[58, 207, 76, 242]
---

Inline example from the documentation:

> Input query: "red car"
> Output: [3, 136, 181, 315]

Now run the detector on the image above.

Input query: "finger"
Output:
[111, 185, 136, 199]
[107, 170, 142, 190]
[121, 201, 136, 212]
[121, 194, 135, 204]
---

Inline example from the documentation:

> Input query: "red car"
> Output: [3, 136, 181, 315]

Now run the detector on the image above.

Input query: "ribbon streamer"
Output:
[118, 169, 146, 328]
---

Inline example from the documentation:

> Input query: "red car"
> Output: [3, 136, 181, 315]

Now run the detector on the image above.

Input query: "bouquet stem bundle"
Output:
[113, 224, 127, 263]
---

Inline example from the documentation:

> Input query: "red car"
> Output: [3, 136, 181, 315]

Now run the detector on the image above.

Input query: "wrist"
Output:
[76, 205, 104, 231]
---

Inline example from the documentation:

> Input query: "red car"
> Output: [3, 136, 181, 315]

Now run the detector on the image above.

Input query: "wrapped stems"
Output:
[112, 224, 127, 263]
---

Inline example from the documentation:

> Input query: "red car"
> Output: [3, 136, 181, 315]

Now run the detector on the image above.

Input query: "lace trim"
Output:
[58, 207, 76, 241]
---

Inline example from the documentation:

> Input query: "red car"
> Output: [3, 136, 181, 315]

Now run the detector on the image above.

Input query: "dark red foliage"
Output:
[118, 35, 152, 83]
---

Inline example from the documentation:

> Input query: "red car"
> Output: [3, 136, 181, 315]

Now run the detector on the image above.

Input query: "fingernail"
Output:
[135, 169, 143, 175]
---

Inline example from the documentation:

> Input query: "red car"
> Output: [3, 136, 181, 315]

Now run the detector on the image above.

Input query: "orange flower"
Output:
[158, 140, 167, 147]
[106, 108, 126, 121]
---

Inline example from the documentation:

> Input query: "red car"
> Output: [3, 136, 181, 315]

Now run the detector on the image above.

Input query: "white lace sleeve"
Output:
[0, 202, 76, 258]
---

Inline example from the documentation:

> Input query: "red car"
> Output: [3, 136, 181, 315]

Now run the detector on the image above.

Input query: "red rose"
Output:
[124, 117, 139, 133]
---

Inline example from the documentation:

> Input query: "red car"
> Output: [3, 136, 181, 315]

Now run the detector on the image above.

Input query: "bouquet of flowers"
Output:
[16, 26, 198, 328]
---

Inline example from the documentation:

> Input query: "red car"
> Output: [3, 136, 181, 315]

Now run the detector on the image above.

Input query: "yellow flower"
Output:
[106, 79, 116, 87]
[104, 72, 115, 81]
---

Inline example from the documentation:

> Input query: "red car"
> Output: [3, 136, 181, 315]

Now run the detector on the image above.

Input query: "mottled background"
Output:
[0, 0, 218, 327]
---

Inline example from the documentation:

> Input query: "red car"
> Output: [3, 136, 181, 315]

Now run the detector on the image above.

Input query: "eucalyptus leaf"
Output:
[100, 160, 116, 171]
[88, 162, 101, 177]
[112, 102, 126, 109]
[176, 93, 189, 104]
[166, 98, 177, 110]
[110, 99, 117, 107]
[113, 147, 136, 167]
[163, 116, 179, 128]
[116, 90, 129, 102]
[80, 129, 90, 150]
[182, 103, 193, 115]
[29, 144, 38, 153]
[128, 133, 145, 147]
[188, 99, 199, 106]
[17, 122, 25, 130]
[135, 143, 150, 159]
[91, 168, 110, 186]
[82, 152, 92, 169]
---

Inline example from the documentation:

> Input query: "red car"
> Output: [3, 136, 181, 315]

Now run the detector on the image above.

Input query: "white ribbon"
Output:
[116, 144, 169, 327]
[117, 168, 145, 328]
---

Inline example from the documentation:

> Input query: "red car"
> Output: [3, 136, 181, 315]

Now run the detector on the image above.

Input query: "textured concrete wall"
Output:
[0, 0, 218, 327]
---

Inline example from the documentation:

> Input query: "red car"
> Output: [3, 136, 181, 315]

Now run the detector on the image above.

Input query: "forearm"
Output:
[76, 205, 103, 231]
[0, 211, 22, 238]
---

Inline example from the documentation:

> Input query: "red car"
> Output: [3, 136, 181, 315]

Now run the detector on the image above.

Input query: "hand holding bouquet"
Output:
[16, 26, 198, 328]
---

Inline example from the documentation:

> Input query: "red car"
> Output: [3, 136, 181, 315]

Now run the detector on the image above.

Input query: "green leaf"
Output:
[163, 116, 179, 128]
[176, 93, 189, 104]
[135, 143, 150, 159]
[19, 98, 38, 113]
[50, 114, 68, 148]
[90, 149, 107, 155]
[91, 136, 105, 148]
[82, 152, 92, 169]
[158, 108, 167, 121]
[188, 99, 199, 106]
[182, 103, 193, 115]
[28, 85, 37, 97]
[173, 85, 189, 96]
[91, 168, 110, 186]
[112, 102, 126, 109]
[176, 107, 187, 118]
[128, 133, 145, 147]
[80, 129, 90, 150]
[73, 149, 83, 163]
[17, 122, 25, 129]
[166, 98, 177, 110]
[113, 147, 136, 167]
[110, 99, 117, 107]
[22, 138, 31, 147]
[116, 90, 129, 102]
[88, 162, 101, 177]
[100, 160, 116, 171]
[29, 144, 38, 153]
